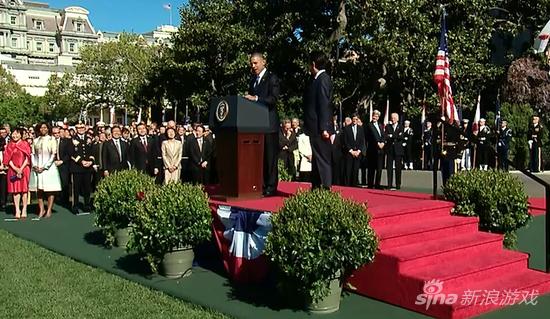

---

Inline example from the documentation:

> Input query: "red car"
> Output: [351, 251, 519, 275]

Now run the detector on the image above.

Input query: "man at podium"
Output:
[244, 52, 281, 196]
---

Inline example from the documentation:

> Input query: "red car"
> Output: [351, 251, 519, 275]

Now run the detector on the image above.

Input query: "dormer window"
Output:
[76, 22, 83, 32]
[10, 16, 17, 25]
[34, 20, 44, 30]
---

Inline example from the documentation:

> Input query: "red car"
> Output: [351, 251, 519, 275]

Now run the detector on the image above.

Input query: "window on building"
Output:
[34, 20, 44, 30]
[69, 42, 76, 52]
[11, 37, 17, 48]
[10, 16, 17, 25]
[26, 40, 30, 49]
[28, 76, 40, 80]
[49, 42, 55, 52]
[76, 22, 83, 32]
[36, 42, 43, 52]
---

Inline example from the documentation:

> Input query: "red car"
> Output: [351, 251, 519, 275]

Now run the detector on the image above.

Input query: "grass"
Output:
[0, 229, 230, 319]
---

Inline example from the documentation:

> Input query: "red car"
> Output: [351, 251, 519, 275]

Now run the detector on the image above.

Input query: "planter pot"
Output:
[114, 227, 131, 248]
[305, 277, 342, 314]
[161, 247, 194, 279]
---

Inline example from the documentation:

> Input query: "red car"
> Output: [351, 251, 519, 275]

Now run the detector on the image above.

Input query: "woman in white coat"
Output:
[162, 127, 183, 184]
[30, 122, 62, 218]
[297, 133, 312, 182]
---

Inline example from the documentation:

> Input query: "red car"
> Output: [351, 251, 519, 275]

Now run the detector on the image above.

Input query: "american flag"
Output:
[433, 9, 458, 123]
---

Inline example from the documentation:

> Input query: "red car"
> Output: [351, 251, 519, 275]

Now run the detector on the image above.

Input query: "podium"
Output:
[209, 96, 270, 200]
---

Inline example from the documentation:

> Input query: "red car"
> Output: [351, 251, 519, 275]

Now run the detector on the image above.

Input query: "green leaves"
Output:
[443, 169, 531, 248]
[128, 183, 212, 273]
[94, 170, 156, 246]
[264, 188, 379, 303]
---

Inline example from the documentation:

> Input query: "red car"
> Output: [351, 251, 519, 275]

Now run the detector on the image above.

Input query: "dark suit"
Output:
[303, 71, 333, 189]
[69, 135, 95, 212]
[366, 121, 385, 189]
[278, 129, 298, 178]
[343, 124, 366, 187]
[102, 138, 129, 174]
[129, 135, 156, 176]
[385, 123, 405, 189]
[187, 135, 213, 184]
[331, 132, 344, 185]
[248, 70, 280, 194]
[55, 137, 72, 206]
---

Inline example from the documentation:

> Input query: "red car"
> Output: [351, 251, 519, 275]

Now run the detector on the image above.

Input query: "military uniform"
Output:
[459, 122, 472, 170]
[403, 125, 414, 170]
[69, 134, 95, 213]
[439, 121, 461, 186]
[528, 123, 544, 172]
[475, 125, 491, 170]
[423, 126, 433, 170]
[497, 126, 512, 171]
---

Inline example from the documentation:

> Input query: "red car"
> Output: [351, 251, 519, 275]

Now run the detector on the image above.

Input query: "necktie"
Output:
[56, 138, 60, 160]
[115, 140, 121, 161]
[254, 75, 260, 87]
[352, 125, 357, 140]
[142, 137, 147, 150]
[198, 138, 202, 152]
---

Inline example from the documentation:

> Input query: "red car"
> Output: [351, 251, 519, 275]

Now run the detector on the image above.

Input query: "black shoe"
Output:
[83, 205, 92, 213]
[71, 207, 80, 215]
[263, 191, 275, 197]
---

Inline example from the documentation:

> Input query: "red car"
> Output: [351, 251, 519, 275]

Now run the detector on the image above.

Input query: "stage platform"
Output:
[208, 182, 550, 319]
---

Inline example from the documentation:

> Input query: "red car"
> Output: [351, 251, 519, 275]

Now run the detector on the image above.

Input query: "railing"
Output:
[506, 159, 550, 273]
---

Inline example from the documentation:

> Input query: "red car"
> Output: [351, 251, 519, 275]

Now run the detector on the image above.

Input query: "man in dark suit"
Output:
[385, 113, 405, 190]
[303, 51, 333, 190]
[53, 126, 71, 208]
[343, 114, 366, 187]
[129, 123, 158, 177]
[244, 52, 281, 196]
[366, 110, 385, 189]
[187, 125, 213, 184]
[102, 126, 129, 177]
[69, 123, 95, 214]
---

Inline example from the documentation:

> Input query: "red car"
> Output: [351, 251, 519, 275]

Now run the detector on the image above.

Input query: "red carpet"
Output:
[208, 182, 550, 319]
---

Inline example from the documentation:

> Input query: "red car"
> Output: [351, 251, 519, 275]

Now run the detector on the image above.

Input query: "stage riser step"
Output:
[380, 222, 479, 250]
[371, 208, 451, 228]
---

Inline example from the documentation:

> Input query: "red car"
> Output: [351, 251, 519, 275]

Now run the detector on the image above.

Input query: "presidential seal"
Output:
[216, 100, 229, 122]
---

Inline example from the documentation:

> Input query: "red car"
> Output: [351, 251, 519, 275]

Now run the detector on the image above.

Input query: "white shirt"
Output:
[315, 69, 326, 80]
[256, 68, 267, 84]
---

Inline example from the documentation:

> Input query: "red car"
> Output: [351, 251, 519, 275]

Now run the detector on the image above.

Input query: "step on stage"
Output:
[207, 182, 550, 319]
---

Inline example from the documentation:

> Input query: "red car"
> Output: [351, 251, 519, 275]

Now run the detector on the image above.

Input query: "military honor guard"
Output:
[422, 121, 433, 170]
[403, 120, 414, 170]
[459, 119, 472, 171]
[528, 116, 544, 173]
[439, 119, 462, 186]
[474, 118, 491, 170]
[496, 120, 512, 171]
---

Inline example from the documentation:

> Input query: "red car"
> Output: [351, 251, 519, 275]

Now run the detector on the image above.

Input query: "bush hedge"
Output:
[264, 189, 379, 304]
[443, 169, 531, 248]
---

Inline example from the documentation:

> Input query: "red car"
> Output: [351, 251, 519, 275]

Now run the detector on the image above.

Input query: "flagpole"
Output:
[170, 6, 173, 26]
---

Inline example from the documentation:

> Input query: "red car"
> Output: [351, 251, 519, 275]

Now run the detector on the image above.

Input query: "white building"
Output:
[1, 1, 177, 96]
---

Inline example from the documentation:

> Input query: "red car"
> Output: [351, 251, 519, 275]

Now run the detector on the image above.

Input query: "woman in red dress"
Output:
[3, 128, 31, 219]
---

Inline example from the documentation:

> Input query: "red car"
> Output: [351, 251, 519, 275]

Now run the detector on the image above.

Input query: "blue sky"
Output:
[46, 0, 187, 33]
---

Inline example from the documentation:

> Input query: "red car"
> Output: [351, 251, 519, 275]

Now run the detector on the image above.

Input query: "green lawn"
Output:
[0, 229, 229, 319]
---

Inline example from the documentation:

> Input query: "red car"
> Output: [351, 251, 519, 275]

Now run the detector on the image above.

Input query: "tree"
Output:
[0, 66, 24, 99]
[43, 73, 81, 122]
[74, 34, 159, 121]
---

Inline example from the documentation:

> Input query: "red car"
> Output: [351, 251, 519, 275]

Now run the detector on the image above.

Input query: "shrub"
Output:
[443, 169, 531, 248]
[94, 169, 156, 246]
[264, 189, 379, 304]
[128, 183, 212, 272]
[278, 159, 293, 181]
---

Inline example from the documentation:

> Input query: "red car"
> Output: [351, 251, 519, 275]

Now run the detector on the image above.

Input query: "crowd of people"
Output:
[279, 112, 545, 189]
[0, 120, 217, 219]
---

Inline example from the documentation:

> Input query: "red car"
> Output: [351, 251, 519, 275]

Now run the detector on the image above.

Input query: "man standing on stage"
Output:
[423, 121, 433, 170]
[303, 51, 333, 190]
[366, 110, 385, 188]
[497, 120, 512, 171]
[528, 115, 544, 173]
[384, 113, 404, 190]
[244, 52, 281, 196]
[474, 118, 491, 171]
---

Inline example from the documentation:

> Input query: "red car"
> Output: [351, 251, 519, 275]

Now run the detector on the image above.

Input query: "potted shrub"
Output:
[264, 189, 379, 313]
[94, 169, 156, 248]
[443, 169, 531, 248]
[128, 183, 212, 278]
